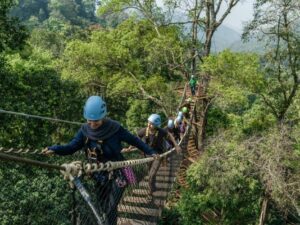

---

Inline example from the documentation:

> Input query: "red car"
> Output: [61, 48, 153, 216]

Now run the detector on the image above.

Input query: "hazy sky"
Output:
[222, 0, 255, 32]
[156, 0, 255, 33]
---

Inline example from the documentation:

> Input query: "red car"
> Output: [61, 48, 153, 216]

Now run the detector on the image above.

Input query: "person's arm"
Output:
[137, 128, 145, 139]
[42, 129, 85, 156]
[167, 132, 182, 153]
[119, 127, 156, 155]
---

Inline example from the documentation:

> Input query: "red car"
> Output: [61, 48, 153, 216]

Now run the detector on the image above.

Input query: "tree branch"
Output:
[129, 72, 168, 117]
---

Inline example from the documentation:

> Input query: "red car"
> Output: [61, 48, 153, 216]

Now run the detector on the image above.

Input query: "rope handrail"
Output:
[0, 109, 83, 125]
[0, 147, 42, 154]
[0, 122, 190, 177]
[0, 152, 64, 171]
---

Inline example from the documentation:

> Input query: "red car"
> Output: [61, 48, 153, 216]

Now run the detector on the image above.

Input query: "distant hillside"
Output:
[211, 26, 267, 53]
[211, 25, 241, 52]
[228, 38, 266, 53]
[169, 10, 262, 53]
[197, 25, 264, 53]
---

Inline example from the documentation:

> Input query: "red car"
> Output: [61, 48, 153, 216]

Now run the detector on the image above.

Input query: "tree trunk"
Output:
[258, 197, 268, 225]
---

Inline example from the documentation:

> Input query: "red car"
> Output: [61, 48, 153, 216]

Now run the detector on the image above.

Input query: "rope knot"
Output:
[61, 161, 83, 188]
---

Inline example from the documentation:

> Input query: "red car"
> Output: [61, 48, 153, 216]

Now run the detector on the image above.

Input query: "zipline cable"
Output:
[0, 109, 83, 125]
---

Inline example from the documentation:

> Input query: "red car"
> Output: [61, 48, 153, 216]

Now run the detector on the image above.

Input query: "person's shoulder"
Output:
[137, 127, 146, 136]
[158, 127, 168, 136]
[106, 118, 121, 126]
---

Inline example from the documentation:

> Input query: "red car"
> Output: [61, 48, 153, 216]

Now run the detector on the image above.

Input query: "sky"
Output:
[222, 0, 255, 33]
[156, 0, 255, 33]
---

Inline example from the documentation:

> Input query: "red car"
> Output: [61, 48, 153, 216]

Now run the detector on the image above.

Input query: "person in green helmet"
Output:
[180, 106, 190, 134]
[182, 106, 189, 119]
[189, 75, 197, 96]
[179, 97, 192, 112]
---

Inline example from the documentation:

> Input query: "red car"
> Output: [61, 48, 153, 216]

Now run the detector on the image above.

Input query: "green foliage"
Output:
[0, 0, 28, 52]
[12, 0, 98, 29]
[175, 125, 300, 224]
[0, 165, 71, 225]
[242, 0, 300, 121]
[240, 102, 276, 135]
[29, 28, 66, 57]
[206, 105, 230, 135]
[125, 99, 154, 132]
[0, 53, 84, 148]
[60, 18, 181, 120]
[202, 50, 264, 93]
[177, 136, 262, 225]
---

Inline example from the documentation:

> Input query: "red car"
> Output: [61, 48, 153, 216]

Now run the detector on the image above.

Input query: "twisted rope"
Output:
[72, 124, 190, 174]
[0, 147, 42, 154]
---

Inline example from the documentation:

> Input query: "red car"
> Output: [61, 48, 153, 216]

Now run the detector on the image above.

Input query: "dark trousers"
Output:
[95, 177, 125, 225]
[190, 85, 196, 96]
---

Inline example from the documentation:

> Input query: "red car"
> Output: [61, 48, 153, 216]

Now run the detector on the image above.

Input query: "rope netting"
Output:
[0, 126, 190, 225]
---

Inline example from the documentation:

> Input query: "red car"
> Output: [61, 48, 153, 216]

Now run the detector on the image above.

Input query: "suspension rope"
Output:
[0, 152, 64, 171]
[0, 109, 83, 125]
[0, 124, 189, 175]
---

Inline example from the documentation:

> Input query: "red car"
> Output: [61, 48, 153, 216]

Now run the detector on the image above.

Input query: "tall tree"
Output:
[243, 0, 300, 122]
[98, 0, 241, 149]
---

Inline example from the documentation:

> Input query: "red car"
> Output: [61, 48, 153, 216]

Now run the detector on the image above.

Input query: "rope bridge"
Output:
[0, 84, 202, 225]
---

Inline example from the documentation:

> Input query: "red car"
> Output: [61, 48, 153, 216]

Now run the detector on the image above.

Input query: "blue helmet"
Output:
[167, 119, 174, 129]
[148, 114, 161, 127]
[83, 96, 107, 120]
[177, 111, 183, 118]
[175, 116, 182, 124]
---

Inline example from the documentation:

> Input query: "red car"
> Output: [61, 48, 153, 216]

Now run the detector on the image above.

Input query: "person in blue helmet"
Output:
[137, 114, 181, 194]
[42, 96, 157, 225]
[163, 119, 181, 167]
[177, 111, 183, 119]
[166, 119, 180, 143]
[174, 115, 185, 138]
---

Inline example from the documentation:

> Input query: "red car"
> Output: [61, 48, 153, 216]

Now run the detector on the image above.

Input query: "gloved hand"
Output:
[151, 154, 160, 160]
[175, 146, 182, 154]
[41, 147, 55, 156]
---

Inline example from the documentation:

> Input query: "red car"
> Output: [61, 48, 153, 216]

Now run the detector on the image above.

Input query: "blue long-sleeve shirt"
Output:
[48, 125, 156, 161]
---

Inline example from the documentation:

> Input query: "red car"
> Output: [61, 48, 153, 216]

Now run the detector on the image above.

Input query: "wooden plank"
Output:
[123, 196, 165, 206]
[144, 175, 176, 182]
[117, 217, 156, 225]
[118, 205, 159, 217]
[156, 171, 174, 176]
[132, 189, 168, 198]
[139, 181, 171, 189]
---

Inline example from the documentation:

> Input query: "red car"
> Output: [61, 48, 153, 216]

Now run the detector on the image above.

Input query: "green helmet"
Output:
[182, 107, 188, 113]
[187, 97, 192, 102]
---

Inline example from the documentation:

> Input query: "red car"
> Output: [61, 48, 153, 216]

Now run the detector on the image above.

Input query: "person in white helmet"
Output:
[166, 119, 180, 143]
